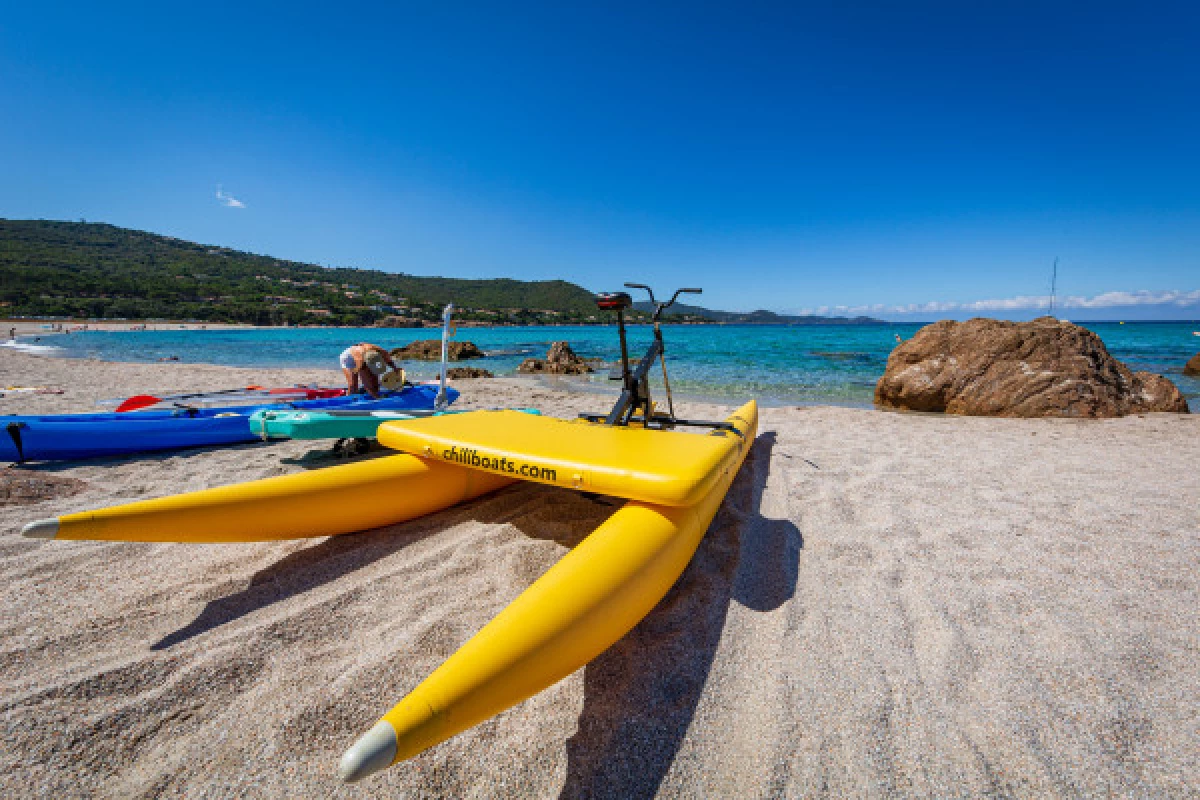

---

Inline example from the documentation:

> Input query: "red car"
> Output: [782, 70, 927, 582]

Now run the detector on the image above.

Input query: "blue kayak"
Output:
[0, 385, 458, 462]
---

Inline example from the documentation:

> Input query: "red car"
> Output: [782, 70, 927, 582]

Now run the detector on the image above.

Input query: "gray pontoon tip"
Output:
[338, 720, 398, 783]
[21, 518, 59, 539]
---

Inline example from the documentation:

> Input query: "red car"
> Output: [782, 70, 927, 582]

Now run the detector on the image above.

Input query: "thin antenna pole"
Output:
[435, 303, 453, 410]
[1049, 257, 1058, 316]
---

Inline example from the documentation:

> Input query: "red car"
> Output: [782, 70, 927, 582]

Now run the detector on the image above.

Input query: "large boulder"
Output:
[1185, 353, 1200, 377]
[875, 317, 1189, 417]
[517, 341, 594, 375]
[389, 340, 485, 361]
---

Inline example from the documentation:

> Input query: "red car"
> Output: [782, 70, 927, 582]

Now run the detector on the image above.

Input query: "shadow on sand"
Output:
[151, 481, 603, 651]
[558, 431, 801, 799]
[22, 436, 383, 476]
[17, 439, 281, 474]
[151, 525, 408, 650]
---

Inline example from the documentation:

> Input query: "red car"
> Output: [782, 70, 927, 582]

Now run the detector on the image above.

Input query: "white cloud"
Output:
[1063, 289, 1200, 308]
[215, 185, 246, 209]
[792, 289, 1200, 317]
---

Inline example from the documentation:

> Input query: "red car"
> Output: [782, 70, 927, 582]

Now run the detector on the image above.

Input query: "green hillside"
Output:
[0, 220, 602, 326]
[0, 219, 883, 326]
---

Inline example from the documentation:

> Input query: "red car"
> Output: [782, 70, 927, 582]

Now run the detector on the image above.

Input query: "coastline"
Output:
[7, 320, 1198, 413]
[10, 320, 1197, 413]
[1, 346, 1199, 796]
[0, 318, 903, 335]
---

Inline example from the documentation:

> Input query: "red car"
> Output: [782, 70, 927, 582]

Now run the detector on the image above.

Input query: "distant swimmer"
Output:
[893, 333, 903, 344]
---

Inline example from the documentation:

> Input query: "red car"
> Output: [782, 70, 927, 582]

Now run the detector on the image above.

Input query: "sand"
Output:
[1, 347, 1198, 798]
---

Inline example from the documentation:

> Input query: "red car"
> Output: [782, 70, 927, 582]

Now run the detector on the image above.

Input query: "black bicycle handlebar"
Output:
[622, 284, 703, 314]
[624, 282, 654, 305]
[666, 287, 702, 308]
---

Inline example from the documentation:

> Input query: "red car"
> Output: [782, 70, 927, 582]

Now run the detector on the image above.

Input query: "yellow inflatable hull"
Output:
[339, 400, 757, 782]
[22, 455, 514, 543]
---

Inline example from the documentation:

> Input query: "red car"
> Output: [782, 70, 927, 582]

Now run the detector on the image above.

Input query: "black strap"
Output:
[6, 422, 26, 464]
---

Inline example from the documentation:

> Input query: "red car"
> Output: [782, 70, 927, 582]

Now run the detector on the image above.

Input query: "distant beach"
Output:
[1, 319, 261, 334]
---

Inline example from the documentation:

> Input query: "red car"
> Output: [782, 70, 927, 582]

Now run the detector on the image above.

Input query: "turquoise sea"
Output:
[9, 321, 1199, 411]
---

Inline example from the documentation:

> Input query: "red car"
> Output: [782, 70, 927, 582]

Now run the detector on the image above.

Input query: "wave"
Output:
[483, 347, 538, 357]
[2, 339, 65, 355]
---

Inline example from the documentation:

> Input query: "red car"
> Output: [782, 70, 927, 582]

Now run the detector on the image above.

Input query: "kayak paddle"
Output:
[115, 385, 269, 412]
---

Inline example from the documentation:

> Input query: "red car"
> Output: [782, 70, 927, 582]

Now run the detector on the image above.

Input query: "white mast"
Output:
[1049, 257, 1058, 316]
[435, 303, 454, 411]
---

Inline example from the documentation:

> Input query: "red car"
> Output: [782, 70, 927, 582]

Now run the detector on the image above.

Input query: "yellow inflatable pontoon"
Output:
[339, 400, 757, 781]
[22, 454, 514, 543]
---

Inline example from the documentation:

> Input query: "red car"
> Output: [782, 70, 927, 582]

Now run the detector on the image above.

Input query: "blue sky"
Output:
[2, 2, 1197, 319]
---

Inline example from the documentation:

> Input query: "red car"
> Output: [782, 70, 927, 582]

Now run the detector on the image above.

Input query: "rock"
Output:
[517, 358, 540, 373]
[1185, 353, 1200, 377]
[546, 341, 584, 368]
[1134, 371, 1189, 412]
[517, 341, 594, 375]
[874, 316, 1189, 417]
[375, 316, 422, 328]
[389, 340, 485, 361]
[447, 342, 485, 360]
[446, 367, 494, 379]
[516, 358, 548, 374]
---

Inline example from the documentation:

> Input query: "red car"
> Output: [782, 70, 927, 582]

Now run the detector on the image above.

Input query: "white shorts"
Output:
[339, 347, 357, 371]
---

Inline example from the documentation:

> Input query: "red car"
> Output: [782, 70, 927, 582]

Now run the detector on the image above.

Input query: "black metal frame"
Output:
[582, 283, 741, 436]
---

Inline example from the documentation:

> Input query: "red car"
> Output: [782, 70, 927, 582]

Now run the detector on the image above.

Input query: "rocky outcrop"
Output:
[389, 340, 485, 361]
[875, 317, 1189, 417]
[1185, 353, 1200, 377]
[446, 367, 494, 379]
[517, 341, 594, 375]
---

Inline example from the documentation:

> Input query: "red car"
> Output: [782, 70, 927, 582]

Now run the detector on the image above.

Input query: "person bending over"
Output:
[339, 343, 397, 398]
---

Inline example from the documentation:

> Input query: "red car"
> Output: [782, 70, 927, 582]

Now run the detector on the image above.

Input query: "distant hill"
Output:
[0, 220, 601, 326]
[633, 301, 883, 325]
[0, 219, 883, 326]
